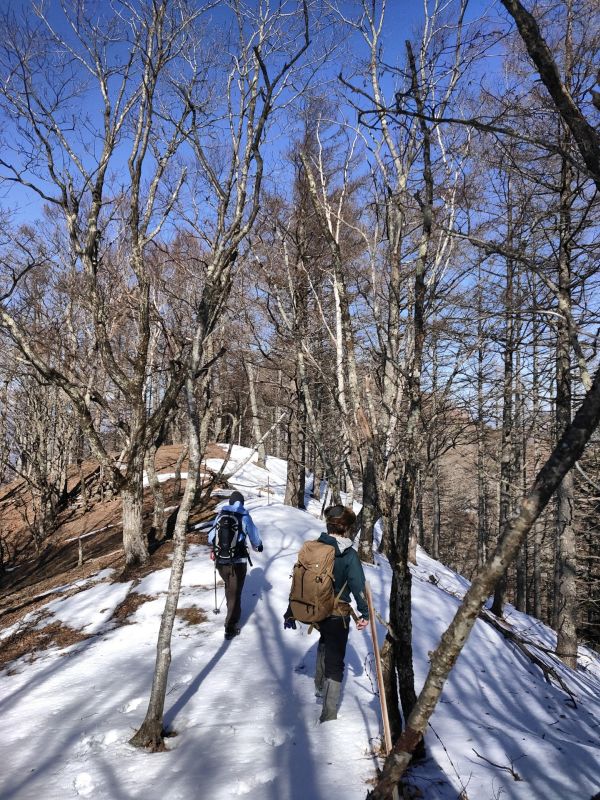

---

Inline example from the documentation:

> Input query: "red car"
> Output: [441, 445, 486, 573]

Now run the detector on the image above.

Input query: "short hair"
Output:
[324, 504, 356, 533]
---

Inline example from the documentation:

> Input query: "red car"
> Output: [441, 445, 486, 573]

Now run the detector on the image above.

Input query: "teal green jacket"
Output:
[318, 532, 369, 619]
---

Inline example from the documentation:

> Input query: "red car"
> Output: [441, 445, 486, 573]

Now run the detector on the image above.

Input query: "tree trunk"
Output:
[476, 277, 488, 569]
[554, 51, 578, 666]
[491, 221, 516, 617]
[297, 348, 339, 498]
[414, 469, 424, 550]
[556, 471, 577, 666]
[382, 41, 432, 744]
[312, 457, 322, 501]
[392, 467, 419, 728]
[297, 412, 307, 511]
[379, 39, 434, 744]
[121, 454, 149, 568]
[275, 369, 284, 459]
[531, 307, 542, 619]
[173, 445, 188, 498]
[245, 362, 266, 469]
[431, 461, 441, 561]
[515, 354, 526, 612]
[285, 400, 304, 507]
[386, 39, 434, 737]
[380, 636, 403, 742]
[145, 442, 166, 545]
[358, 449, 377, 564]
[129, 376, 201, 750]
[78, 460, 89, 514]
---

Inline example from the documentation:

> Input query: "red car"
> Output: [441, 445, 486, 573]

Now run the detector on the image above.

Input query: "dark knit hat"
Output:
[229, 490, 245, 505]
[324, 504, 356, 533]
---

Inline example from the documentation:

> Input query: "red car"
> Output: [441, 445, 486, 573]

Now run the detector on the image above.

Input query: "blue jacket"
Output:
[208, 501, 262, 563]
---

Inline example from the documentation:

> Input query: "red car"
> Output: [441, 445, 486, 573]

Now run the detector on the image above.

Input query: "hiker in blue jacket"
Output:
[209, 491, 262, 640]
[284, 504, 369, 722]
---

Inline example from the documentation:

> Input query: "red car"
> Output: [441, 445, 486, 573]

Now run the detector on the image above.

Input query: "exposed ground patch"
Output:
[112, 592, 155, 624]
[176, 606, 208, 626]
[0, 620, 90, 670]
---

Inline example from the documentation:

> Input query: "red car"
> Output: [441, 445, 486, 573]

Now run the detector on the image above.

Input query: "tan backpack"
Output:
[289, 540, 338, 624]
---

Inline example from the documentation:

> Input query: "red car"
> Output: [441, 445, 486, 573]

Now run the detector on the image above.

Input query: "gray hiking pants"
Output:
[217, 561, 247, 633]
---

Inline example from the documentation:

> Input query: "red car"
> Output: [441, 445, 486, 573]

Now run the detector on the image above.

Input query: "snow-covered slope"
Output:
[1, 447, 599, 800]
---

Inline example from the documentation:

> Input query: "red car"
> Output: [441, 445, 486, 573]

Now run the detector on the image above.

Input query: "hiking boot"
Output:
[224, 626, 241, 640]
[319, 679, 341, 723]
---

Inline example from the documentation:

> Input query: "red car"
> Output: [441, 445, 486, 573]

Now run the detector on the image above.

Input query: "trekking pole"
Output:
[365, 580, 392, 755]
[213, 562, 220, 614]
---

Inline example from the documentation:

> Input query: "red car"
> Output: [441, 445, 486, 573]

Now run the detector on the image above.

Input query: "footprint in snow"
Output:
[119, 698, 143, 713]
[76, 729, 121, 755]
[233, 768, 277, 795]
[74, 773, 95, 797]
[262, 728, 293, 747]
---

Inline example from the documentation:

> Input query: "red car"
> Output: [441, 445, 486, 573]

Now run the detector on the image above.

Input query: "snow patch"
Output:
[42, 579, 133, 634]
[73, 773, 96, 797]
[232, 768, 278, 795]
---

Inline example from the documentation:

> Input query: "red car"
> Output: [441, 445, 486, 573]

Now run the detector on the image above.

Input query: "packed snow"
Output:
[1, 446, 599, 800]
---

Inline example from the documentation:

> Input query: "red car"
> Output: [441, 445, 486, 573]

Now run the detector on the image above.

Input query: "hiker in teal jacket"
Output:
[284, 504, 369, 722]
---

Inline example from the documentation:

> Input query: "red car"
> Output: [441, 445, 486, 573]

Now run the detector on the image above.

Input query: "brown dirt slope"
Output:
[0, 442, 229, 665]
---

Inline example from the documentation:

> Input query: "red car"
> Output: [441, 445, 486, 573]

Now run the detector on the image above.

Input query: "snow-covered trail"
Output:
[163, 503, 382, 800]
[0, 501, 383, 800]
[1, 446, 600, 800]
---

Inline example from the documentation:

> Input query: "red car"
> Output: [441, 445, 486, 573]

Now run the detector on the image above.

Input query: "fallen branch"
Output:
[480, 609, 578, 708]
[472, 749, 523, 781]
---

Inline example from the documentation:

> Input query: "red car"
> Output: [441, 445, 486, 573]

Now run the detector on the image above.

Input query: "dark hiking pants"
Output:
[217, 561, 247, 632]
[318, 615, 350, 683]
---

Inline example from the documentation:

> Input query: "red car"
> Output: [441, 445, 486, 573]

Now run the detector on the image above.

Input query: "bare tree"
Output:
[339, 0, 474, 742]
[5, 368, 78, 550]
[0, 0, 210, 566]
[129, 0, 311, 750]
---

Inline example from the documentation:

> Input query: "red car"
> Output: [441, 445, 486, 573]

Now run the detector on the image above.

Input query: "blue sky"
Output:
[0, 0, 509, 229]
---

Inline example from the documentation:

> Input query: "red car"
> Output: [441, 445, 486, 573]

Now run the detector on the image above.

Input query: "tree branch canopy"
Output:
[500, 0, 600, 191]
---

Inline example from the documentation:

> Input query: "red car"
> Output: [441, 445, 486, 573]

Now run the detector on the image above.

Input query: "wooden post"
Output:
[366, 580, 392, 755]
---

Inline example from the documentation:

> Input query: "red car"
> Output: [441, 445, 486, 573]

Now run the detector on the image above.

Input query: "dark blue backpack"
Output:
[213, 510, 246, 562]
